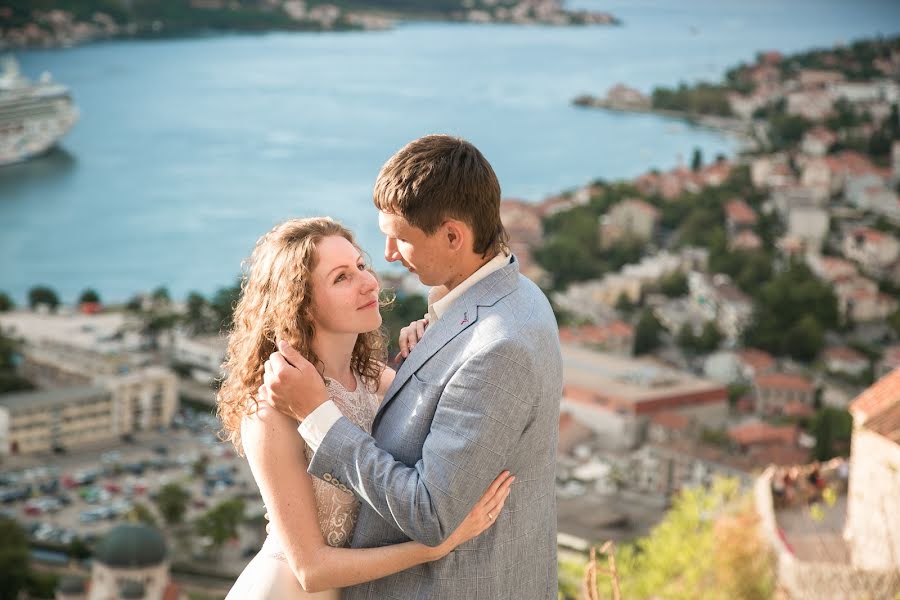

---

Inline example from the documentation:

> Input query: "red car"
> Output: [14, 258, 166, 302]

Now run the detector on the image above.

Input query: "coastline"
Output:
[572, 95, 760, 152]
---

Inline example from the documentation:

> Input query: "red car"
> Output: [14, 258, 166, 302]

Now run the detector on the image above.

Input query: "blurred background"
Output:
[1, 2, 900, 599]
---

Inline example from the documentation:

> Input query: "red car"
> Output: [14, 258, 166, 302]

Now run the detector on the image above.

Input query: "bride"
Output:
[218, 218, 512, 599]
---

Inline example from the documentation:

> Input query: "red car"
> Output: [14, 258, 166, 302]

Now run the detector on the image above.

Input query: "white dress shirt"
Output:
[298, 252, 511, 451]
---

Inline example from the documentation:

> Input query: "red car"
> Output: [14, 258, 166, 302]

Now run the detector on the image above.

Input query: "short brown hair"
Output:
[373, 135, 508, 257]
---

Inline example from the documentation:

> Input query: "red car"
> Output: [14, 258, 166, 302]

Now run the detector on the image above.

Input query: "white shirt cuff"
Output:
[297, 400, 343, 453]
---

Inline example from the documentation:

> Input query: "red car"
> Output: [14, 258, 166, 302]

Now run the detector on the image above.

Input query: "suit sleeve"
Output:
[306, 337, 535, 547]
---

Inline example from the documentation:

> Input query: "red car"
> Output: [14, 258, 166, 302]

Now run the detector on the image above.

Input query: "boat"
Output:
[0, 56, 78, 166]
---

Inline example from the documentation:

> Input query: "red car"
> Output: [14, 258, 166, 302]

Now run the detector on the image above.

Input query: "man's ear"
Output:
[444, 219, 468, 251]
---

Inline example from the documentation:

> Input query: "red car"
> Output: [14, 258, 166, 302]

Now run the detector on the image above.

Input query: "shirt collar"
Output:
[428, 252, 511, 323]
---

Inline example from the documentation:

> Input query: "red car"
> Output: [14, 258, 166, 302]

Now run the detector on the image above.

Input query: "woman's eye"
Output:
[334, 273, 346, 283]
[357, 263, 366, 271]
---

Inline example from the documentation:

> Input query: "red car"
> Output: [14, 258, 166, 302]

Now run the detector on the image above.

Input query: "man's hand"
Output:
[260, 340, 329, 422]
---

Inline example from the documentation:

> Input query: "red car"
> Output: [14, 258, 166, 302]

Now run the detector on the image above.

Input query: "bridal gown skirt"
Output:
[224, 551, 340, 600]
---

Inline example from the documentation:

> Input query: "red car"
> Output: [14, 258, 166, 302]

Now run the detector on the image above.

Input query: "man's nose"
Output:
[384, 238, 399, 262]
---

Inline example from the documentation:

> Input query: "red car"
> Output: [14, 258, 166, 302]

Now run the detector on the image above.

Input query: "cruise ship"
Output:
[0, 56, 78, 166]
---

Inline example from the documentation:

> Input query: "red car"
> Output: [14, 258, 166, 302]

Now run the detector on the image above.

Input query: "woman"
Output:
[218, 218, 512, 599]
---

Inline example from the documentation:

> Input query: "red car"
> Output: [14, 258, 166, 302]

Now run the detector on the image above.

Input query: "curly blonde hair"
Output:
[217, 217, 387, 453]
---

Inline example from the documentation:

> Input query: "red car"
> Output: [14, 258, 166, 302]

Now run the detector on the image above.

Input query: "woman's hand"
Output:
[430, 471, 515, 559]
[398, 316, 429, 358]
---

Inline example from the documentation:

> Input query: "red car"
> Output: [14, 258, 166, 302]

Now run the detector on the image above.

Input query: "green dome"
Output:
[120, 580, 146, 599]
[94, 524, 167, 568]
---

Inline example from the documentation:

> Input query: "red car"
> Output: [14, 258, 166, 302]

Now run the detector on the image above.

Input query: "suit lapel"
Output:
[373, 257, 520, 432]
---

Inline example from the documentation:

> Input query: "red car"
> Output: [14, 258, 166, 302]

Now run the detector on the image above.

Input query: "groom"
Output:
[264, 134, 563, 598]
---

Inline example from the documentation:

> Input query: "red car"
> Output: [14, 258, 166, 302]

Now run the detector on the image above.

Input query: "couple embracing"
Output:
[219, 134, 563, 599]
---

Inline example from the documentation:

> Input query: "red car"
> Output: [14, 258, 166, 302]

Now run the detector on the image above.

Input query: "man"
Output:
[264, 135, 563, 598]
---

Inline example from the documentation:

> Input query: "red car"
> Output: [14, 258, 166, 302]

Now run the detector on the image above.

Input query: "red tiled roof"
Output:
[850, 226, 888, 244]
[559, 321, 634, 345]
[823, 346, 868, 363]
[755, 373, 814, 392]
[782, 401, 815, 418]
[865, 401, 900, 444]
[850, 367, 900, 422]
[725, 199, 758, 225]
[737, 348, 776, 373]
[729, 421, 798, 446]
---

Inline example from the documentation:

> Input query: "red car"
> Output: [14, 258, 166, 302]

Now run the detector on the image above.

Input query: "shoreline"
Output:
[572, 96, 759, 152]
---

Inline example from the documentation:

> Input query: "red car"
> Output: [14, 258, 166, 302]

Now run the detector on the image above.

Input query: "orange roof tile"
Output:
[755, 373, 815, 392]
[850, 367, 900, 422]
[651, 411, 690, 431]
[725, 199, 758, 225]
[737, 348, 776, 373]
[823, 346, 868, 363]
[729, 422, 798, 446]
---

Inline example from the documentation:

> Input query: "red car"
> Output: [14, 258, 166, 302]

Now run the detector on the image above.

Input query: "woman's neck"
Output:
[310, 331, 357, 390]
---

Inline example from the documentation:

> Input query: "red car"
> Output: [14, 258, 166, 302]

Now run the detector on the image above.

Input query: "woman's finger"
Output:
[264, 359, 273, 377]
[416, 319, 426, 339]
[478, 471, 512, 506]
[398, 326, 410, 356]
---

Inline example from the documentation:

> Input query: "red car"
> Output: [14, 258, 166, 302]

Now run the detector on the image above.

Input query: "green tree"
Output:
[210, 282, 241, 332]
[195, 498, 246, 556]
[634, 309, 664, 355]
[78, 288, 101, 304]
[810, 408, 853, 461]
[192, 455, 210, 478]
[151, 286, 171, 307]
[0, 332, 33, 394]
[68, 536, 92, 561]
[380, 293, 428, 358]
[0, 292, 13, 312]
[590, 478, 773, 600]
[27, 285, 60, 311]
[0, 517, 29, 599]
[128, 502, 158, 527]
[154, 482, 191, 525]
[697, 321, 723, 353]
[659, 271, 688, 298]
[185, 291, 211, 334]
[890, 308, 900, 337]
[691, 147, 703, 172]
[785, 315, 825, 362]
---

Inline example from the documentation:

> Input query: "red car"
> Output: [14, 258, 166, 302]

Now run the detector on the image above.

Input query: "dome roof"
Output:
[94, 524, 167, 568]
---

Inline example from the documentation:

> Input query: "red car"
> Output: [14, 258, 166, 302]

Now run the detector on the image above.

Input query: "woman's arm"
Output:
[242, 403, 510, 593]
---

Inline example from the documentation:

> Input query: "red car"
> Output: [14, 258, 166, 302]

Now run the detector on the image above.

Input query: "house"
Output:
[724, 198, 758, 233]
[558, 321, 635, 356]
[605, 83, 651, 109]
[728, 420, 798, 450]
[801, 151, 887, 199]
[801, 126, 838, 157]
[806, 253, 859, 283]
[842, 227, 900, 277]
[754, 373, 815, 416]
[844, 173, 895, 211]
[600, 198, 660, 247]
[831, 79, 900, 104]
[688, 272, 754, 345]
[730, 230, 763, 251]
[736, 348, 777, 380]
[823, 346, 870, 378]
[834, 276, 899, 323]
[797, 69, 845, 89]
[787, 206, 829, 251]
[786, 90, 834, 121]
[844, 368, 900, 571]
[751, 155, 794, 189]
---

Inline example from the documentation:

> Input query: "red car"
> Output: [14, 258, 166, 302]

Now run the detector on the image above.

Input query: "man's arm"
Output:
[307, 337, 535, 547]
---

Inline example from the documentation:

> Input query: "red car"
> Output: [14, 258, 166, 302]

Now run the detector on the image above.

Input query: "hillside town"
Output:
[1, 35, 899, 600]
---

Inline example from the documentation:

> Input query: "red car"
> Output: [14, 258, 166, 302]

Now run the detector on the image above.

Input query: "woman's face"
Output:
[309, 235, 382, 335]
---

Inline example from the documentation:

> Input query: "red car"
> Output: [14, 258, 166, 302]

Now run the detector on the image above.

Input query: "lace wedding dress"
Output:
[225, 373, 378, 599]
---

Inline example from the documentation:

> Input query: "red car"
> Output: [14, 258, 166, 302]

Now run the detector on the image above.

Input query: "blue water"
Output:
[2, 0, 899, 303]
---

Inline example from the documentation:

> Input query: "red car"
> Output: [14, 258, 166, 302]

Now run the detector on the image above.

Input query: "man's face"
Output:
[378, 211, 448, 287]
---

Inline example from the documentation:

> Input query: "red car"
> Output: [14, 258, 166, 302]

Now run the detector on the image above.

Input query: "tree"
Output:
[128, 502, 158, 527]
[889, 308, 900, 338]
[785, 315, 825, 363]
[195, 498, 246, 556]
[590, 478, 774, 599]
[0, 517, 29, 599]
[810, 408, 853, 461]
[634, 309, 663, 355]
[691, 147, 703, 172]
[0, 332, 34, 394]
[185, 291, 211, 334]
[659, 271, 688, 298]
[0, 292, 13, 312]
[381, 293, 428, 357]
[78, 288, 101, 305]
[697, 321, 724, 353]
[210, 282, 241, 333]
[27, 285, 60, 311]
[151, 286, 171, 307]
[68, 536, 92, 560]
[154, 482, 191, 525]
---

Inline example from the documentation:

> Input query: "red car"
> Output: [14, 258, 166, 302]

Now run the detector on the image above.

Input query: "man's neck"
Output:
[443, 252, 495, 292]
[310, 332, 356, 389]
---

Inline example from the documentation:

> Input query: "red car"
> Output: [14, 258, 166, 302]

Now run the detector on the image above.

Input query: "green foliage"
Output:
[68, 536, 92, 560]
[810, 407, 852, 461]
[659, 271, 688, 298]
[155, 482, 191, 525]
[743, 261, 838, 360]
[651, 82, 733, 116]
[78, 288, 101, 304]
[27, 285, 59, 310]
[0, 292, 13, 312]
[677, 321, 723, 354]
[195, 498, 246, 552]
[890, 308, 900, 337]
[128, 502, 158, 527]
[380, 293, 428, 357]
[691, 147, 703, 172]
[0, 517, 29, 599]
[0, 332, 34, 394]
[634, 309, 664, 355]
[591, 478, 774, 600]
[768, 112, 812, 151]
